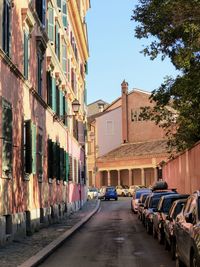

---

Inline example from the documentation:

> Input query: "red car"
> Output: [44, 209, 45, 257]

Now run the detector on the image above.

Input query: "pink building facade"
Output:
[163, 141, 200, 194]
[0, 0, 90, 245]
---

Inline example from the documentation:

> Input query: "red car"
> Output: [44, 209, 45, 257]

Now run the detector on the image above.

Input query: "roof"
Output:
[98, 140, 169, 161]
[87, 99, 109, 117]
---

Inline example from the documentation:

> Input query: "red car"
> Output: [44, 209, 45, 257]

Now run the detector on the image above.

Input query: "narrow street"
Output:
[39, 198, 175, 267]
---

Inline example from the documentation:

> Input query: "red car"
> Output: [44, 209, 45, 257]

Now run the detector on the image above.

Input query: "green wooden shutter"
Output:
[37, 134, 43, 176]
[57, 0, 61, 9]
[31, 123, 36, 174]
[56, 143, 60, 180]
[24, 32, 29, 79]
[62, 0, 68, 28]
[52, 77, 56, 112]
[48, 3, 54, 42]
[60, 148, 64, 180]
[52, 142, 57, 178]
[2, 98, 12, 176]
[59, 90, 63, 118]
[65, 99, 68, 126]
[55, 22, 60, 59]
[56, 86, 60, 116]
[62, 43, 67, 74]
[65, 152, 69, 182]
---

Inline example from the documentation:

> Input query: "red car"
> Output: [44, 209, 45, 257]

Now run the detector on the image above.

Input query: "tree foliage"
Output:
[132, 0, 200, 153]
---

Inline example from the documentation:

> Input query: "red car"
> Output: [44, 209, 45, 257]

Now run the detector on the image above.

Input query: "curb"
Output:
[18, 200, 100, 267]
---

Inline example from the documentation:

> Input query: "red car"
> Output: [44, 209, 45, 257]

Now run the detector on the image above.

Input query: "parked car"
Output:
[128, 185, 146, 197]
[138, 192, 151, 221]
[99, 186, 118, 201]
[175, 191, 200, 267]
[87, 187, 99, 200]
[143, 190, 177, 235]
[163, 198, 187, 260]
[116, 185, 129, 197]
[131, 188, 151, 213]
[152, 194, 189, 244]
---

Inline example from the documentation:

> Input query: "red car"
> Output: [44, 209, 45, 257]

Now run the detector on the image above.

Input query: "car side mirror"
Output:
[185, 212, 193, 224]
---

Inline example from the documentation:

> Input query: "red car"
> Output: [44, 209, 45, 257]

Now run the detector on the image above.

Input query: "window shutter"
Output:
[2, 98, 12, 176]
[31, 123, 36, 174]
[37, 134, 43, 176]
[52, 142, 57, 178]
[24, 120, 32, 173]
[2, 0, 11, 56]
[60, 148, 64, 180]
[56, 143, 60, 180]
[62, 43, 67, 74]
[52, 77, 56, 112]
[59, 90, 64, 118]
[65, 99, 68, 126]
[48, 3, 54, 42]
[62, 0, 67, 28]
[36, 0, 42, 23]
[57, 0, 61, 9]
[65, 152, 69, 182]
[24, 32, 29, 79]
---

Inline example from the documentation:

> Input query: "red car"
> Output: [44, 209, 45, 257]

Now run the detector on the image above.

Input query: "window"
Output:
[59, 90, 64, 119]
[47, 71, 52, 108]
[47, 2, 54, 42]
[47, 139, 53, 180]
[35, 0, 46, 27]
[2, 98, 12, 178]
[56, 85, 60, 116]
[62, 0, 67, 28]
[24, 31, 29, 79]
[37, 51, 43, 96]
[2, 0, 11, 56]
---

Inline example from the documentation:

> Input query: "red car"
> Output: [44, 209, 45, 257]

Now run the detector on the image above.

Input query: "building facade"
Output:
[0, 0, 90, 245]
[87, 81, 169, 188]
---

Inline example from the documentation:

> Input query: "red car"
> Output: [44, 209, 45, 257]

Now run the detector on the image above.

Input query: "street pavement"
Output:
[39, 198, 176, 267]
[0, 199, 99, 267]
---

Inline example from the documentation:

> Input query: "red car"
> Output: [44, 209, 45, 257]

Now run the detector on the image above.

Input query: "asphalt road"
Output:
[39, 198, 176, 267]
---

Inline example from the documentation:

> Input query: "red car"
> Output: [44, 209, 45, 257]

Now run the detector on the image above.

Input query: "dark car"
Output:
[175, 191, 200, 267]
[131, 188, 151, 213]
[163, 198, 187, 260]
[104, 186, 118, 201]
[152, 194, 189, 244]
[144, 190, 177, 235]
[138, 192, 151, 221]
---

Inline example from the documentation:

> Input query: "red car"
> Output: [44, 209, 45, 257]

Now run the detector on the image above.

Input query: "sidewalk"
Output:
[0, 199, 100, 267]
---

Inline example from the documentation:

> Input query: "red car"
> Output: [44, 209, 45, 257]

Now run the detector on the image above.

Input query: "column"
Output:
[129, 169, 132, 186]
[117, 170, 121, 185]
[154, 167, 158, 183]
[107, 170, 111, 186]
[141, 168, 145, 186]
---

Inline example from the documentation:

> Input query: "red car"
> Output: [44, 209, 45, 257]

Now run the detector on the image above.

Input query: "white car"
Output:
[87, 187, 99, 200]
[128, 185, 146, 196]
[115, 185, 129, 197]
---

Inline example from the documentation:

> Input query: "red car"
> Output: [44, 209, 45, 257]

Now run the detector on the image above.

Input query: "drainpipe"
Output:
[121, 80, 128, 143]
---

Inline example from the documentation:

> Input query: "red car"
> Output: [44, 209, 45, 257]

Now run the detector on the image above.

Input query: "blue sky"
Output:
[86, 0, 178, 104]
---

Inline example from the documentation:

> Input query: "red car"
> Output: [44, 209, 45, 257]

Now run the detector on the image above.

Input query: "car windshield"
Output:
[89, 188, 97, 192]
[106, 187, 115, 192]
[172, 202, 185, 219]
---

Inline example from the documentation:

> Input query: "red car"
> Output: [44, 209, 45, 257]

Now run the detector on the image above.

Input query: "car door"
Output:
[176, 197, 192, 260]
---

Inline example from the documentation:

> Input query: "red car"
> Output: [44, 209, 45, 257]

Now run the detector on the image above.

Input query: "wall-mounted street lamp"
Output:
[53, 99, 80, 121]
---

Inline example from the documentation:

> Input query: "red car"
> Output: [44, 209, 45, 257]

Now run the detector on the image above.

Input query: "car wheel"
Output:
[191, 251, 198, 267]
[88, 195, 91, 200]
[115, 198, 118, 201]
[121, 192, 125, 197]
[128, 192, 131, 197]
